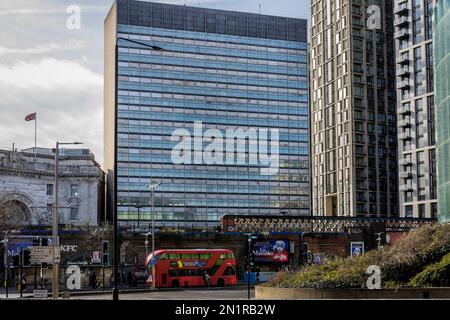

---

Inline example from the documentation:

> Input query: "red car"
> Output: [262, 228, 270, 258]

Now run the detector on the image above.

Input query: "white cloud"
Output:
[0, 41, 85, 57]
[0, 58, 102, 90]
[0, 5, 109, 16]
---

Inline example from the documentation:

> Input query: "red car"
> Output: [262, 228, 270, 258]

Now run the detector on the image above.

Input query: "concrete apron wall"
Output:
[256, 286, 450, 299]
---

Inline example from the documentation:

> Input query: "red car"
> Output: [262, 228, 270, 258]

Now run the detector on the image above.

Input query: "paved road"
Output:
[72, 288, 255, 300]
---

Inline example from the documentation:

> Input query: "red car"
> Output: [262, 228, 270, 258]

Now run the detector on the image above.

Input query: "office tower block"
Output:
[394, 0, 437, 219]
[310, 0, 398, 217]
[104, 0, 310, 229]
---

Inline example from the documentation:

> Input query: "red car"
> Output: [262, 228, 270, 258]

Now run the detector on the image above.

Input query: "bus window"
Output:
[199, 253, 211, 259]
[215, 259, 224, 266]
[169, 253, 180, 259]
[169, 269, 181, 277]
[210, 266, 220, 275]
[181, 253, 191, 259]
[158, 253, 168, 260]
[223, 266, 236, 276]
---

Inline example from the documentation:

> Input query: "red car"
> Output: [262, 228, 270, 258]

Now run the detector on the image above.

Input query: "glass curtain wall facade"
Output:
[434, 0, 450, 223]
[104, 0, 310, 229]
[310, 0, 398, 217]
[394, 0, 437, 219]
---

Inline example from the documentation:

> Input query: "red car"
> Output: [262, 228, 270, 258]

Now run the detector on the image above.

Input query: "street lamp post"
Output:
[247, 235, 251, 300]
[1, 236, 8, 298]
[53, 141, 82, 299]
[113, 38, 163, 301]
[144, 233, 150, 258]
[146, 182, 161, 289]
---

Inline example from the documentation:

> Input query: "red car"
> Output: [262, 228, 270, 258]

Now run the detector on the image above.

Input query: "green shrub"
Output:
[265, 224, 450, 289]
[409, 252, 450, 287]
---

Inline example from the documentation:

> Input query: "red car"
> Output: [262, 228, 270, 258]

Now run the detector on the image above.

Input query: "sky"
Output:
[0, 0, 310, 167]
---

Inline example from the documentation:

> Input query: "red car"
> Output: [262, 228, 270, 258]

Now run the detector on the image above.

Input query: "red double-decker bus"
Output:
[145, 249, 238, 288]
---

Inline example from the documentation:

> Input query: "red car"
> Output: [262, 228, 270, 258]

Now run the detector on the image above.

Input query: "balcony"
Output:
[397, 55, 410, 65]
[397, 66, 412, 77]
[394, 3, 410, 15]
[394, 16, 411, 27]
[398, 79, 413, 89]
[398, 132, 413, 140]
[394, 29, 410, 40]
[399, 171, 413, 179]
[398, 104, 412, 114]
[400, 184, 414, 192]
[398, 118, 412, 127]
[399, 157, 413, 166]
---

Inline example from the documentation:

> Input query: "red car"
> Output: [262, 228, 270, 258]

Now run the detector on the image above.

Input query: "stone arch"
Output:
[0, 191, 35, 225]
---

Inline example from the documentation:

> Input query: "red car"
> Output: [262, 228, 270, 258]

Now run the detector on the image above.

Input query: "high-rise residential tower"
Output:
[434, 0, 450, 223]
[310, 0, 398, 217]
[394, 0, 437, 219]
[104, 0, 310, 229]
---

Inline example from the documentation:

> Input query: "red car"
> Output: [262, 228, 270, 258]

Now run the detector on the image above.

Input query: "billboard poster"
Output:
[252, 240, 289, 264]
[350, 242, 364, 257]
[7, 241, 33, 257]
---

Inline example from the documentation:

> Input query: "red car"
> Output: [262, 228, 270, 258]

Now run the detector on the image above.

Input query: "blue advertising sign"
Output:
[7, 242, 33, 257]
[252, 240, 289, 264]
[350, 242, 364, 257]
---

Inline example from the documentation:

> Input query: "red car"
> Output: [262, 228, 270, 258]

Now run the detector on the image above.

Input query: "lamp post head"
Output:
[146, 182, 162, 190]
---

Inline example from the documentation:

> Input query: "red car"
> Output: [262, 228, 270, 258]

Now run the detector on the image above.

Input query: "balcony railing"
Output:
[400, 184, 414, 192]
[397, 79, 413, 89]
[399, 171, 413, 179]
[397, 55, 410, 65]
[399, 158, 413, 166]
[394, 3, 410, 15]
[398, 118, 412, 127]
[395, 29, 411, 40]
[398, 131, 413, 140]
[397, 66, 412, 77]
[394, 16, 411, 27]
[398, 104, 413, 114]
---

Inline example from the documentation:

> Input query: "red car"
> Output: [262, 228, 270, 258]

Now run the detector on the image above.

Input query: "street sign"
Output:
[33, 290, 48, 299]
[30, 246, 57, 264]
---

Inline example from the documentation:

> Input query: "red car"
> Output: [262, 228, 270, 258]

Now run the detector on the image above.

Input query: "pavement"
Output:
[0, 284, 255, 300]
[70, 287, 255, 300]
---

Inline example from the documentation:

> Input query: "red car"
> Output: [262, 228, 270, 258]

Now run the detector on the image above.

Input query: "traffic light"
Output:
[23, 249, 31, 266]
[102, 240, 109, 267]
[249, 251, 256, 270]
[248, 234, 258, 271]
[41, 237, 49, 246]
[300, 242, 309, 265]
[13, 254, 20, 267]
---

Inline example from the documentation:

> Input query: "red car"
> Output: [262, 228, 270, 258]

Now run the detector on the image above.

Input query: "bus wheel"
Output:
[171, 280, 180, 288]
[217, 278, 224, 287]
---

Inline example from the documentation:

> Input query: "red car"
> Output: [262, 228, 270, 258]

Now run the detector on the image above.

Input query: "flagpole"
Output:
[34, 114, 37, 160]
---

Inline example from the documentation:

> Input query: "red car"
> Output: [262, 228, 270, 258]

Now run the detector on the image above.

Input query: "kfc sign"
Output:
[60, 245, 78, 252]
